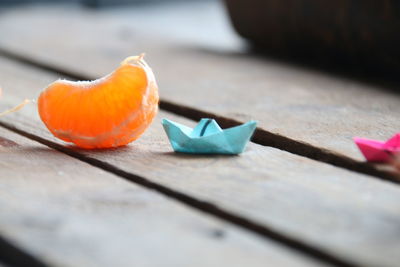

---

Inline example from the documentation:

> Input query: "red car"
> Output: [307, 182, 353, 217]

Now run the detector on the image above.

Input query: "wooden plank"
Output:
[1, 57, 400, 266]
[0, 2, 400, 164]
[0, 127, 321, 267]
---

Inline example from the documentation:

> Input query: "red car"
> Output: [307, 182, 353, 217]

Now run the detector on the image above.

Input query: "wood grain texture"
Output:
[0, 2, 400, 162]
[1, 57, 400, 266]
[0, 127, 320, 267]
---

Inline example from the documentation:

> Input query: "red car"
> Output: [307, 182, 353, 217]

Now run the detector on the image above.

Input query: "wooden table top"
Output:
[0, 1, 399, 267]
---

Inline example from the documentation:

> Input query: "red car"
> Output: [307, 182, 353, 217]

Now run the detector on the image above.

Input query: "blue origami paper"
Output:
[162, 118, 257, 154]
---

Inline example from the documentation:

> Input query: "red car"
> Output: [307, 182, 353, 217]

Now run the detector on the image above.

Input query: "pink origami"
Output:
[354, 134, 400, 162]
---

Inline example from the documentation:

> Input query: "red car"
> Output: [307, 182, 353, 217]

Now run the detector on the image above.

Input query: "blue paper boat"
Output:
[162, 118, 257, 154]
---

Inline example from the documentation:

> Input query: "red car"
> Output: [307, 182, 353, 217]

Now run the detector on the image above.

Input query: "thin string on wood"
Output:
[0, 87, 33, 117]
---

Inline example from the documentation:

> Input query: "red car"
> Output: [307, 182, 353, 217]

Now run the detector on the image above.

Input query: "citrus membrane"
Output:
[38, 54, 159, 149]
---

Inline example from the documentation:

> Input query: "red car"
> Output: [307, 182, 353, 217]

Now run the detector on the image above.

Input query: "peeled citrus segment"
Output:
[38, 54, 159, 149]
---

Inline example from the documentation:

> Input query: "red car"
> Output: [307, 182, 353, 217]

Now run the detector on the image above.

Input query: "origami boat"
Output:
[162, 118, 257, 154]
[354, 134, 400, 162]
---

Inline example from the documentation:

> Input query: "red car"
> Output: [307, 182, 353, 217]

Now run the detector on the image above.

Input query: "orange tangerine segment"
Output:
[38, 54, 159, 149]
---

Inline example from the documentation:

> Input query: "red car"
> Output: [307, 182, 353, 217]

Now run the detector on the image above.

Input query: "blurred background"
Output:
[0, 0, 201, 7]
[0, 0, 399, 82]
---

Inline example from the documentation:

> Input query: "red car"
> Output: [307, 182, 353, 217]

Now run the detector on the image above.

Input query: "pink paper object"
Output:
[354, 134, 400, 162]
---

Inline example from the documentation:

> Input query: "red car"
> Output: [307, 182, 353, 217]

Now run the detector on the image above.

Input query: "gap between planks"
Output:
[0, 235, 49, 267]
[0, 123, 328, 267]
[0, 48, 397, 185]
[0, 120, 360, 267]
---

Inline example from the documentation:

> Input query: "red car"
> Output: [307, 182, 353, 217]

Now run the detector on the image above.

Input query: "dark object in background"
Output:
[224, 0, 400, 78]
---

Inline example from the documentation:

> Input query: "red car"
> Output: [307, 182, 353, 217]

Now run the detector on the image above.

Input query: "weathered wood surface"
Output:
[0, 127, 321, 267]
[0, 2, 400, 163]
[1, 57, 400, 267]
